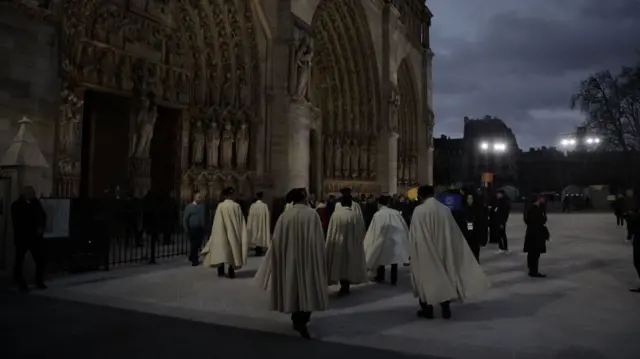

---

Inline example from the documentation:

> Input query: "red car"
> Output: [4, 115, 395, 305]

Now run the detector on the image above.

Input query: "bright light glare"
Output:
[561, 138, 577, 147]
[480, 142, 489, 150]
[585, 137, 600, 145]
[493, 143, 507, 152]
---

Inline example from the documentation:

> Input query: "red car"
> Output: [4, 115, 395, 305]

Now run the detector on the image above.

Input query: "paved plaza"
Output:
[4, 213, 640, 358]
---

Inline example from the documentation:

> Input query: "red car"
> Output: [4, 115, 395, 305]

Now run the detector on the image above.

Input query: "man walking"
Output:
[11, 186, 47, 292]
[183, 192, 206, 266]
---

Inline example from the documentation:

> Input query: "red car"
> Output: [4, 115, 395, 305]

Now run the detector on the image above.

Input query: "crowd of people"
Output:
[10, 182, 640, 337]
[183, 185, 559, 339]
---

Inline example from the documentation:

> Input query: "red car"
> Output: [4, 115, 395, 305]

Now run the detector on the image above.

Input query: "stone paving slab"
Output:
[37, 213, 640, 359]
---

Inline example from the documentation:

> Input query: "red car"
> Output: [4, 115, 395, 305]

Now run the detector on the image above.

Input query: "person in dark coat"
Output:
[614, 194, 626, 227]
[11, 186, 47, 292]
[362, 195, 378, 229]
[490, 190, 511, 253]
[523, 194, 549, 278]
[462, 193, 487, 262]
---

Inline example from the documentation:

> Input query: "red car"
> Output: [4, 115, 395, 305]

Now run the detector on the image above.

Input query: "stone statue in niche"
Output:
[342, 138, 350, 179]
[116, 54, 133, 91]
[293, 35, 313, 102]
[59, 87, 83, 154]
[191, 120, 206, 166]
[397, 157, 405, 182]
[131, 96, 157, 159]
[333, 136, 342, 178]
[368, 135, 377, 179]
[206, 120, 220, 169]
[323, 135, 333, 177]
[389, 84, 401, 133]
[350, 139, 359, 179]
[235, 120, 250, 170]
[80, 44, 98, 84]
[99, 49, 116, 87]
[221, 120, 234, 170]
[359, 139, 368, 178]
[410, 156, 417, 182]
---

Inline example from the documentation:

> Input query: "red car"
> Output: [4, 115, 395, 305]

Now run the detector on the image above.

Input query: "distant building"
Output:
[433, 135, 464, 185]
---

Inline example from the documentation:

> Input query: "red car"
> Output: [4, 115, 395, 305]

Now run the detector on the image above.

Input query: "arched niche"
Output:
[397, 57, 419, 187]
[310, 0, 382, 193]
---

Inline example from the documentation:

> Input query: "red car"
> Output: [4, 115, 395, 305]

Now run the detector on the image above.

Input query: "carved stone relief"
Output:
[55, 0, 261, 198]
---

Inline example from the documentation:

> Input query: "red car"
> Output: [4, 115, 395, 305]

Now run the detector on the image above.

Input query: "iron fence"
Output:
[47, 197, 203, 273]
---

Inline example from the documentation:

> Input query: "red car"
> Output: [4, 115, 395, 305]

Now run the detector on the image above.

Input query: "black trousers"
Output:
[376, 264, 398, 284]
[419, 299, 450, 311]
[627, 222, 633, 240]
[254, 246, 265, 256]
[616, 214, 625, 226]
[188, 228, 204, 264]
[498, 227, 508, 251]
[14, 239, 46, 285]
[527, 252, 541, 274]
[217, 264, 235, 276]
[291, 311, 311, 328]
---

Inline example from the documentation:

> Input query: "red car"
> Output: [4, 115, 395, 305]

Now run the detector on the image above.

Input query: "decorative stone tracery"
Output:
[397, 58, 419, 187]
[310, 0, 381, 193]
[55, 0, 262, 200]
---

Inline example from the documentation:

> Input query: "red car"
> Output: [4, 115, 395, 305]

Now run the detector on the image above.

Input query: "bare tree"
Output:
[571, 61, 640, 182]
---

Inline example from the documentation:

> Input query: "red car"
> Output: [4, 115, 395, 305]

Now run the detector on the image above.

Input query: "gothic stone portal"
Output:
[56, 0, 262, 202]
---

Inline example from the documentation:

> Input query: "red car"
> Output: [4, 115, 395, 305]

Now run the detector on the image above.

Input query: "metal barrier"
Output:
[59, 197, 195, 273]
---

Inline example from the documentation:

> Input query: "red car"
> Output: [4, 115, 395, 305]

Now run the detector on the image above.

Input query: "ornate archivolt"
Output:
[396, 58, 419, 186]
[56, 0, 261, 201]
[310, 0, 381, 192]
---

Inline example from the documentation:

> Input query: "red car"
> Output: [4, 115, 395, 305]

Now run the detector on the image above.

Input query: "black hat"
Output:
[340, 188, 352, 195]
[222, 187, 235, 196]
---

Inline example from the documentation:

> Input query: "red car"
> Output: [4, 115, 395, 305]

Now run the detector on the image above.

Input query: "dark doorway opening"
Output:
[80, 91, 130, 198]
[150, 106, 180, 196]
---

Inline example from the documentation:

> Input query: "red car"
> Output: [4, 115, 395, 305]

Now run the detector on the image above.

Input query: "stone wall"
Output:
[0, 4, 59, 196]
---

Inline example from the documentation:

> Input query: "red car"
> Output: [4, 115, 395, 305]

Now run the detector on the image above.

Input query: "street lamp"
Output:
[479, 141, 507, 153]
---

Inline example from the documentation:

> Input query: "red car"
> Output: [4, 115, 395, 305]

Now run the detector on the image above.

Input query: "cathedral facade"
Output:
[0, 0, 434, 202]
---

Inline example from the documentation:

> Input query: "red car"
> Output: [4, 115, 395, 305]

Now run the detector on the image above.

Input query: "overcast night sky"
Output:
[427, 0, 640, 149]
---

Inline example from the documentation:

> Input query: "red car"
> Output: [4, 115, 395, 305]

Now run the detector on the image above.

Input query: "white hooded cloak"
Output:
[363, 206, 410, 268]
[254, 204, 329, 313]
[325, 206, 368, 285]
[409, 198, 491, 304]
[201, 199, 248, 268]
[247, 200, 271, 248]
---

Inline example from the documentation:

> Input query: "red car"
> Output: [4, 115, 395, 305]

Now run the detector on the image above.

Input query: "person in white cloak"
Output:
[325, 194, 368, 296]
[201, 187, 248, 279]
[247, 192, 271, 256]
[409, 185, 491, 319]
[363, 195, 410, 285]
[254, 188, 328, 339]
[334, 187, 364, 224]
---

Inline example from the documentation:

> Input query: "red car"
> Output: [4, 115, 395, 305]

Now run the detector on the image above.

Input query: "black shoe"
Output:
[417, 309, 434, 319]
[217, 266, 225, 277]
[441, 304, 452, 319]
[191, 261, 200, 267]
[35, 282, 47, 290]
[528, 272, 547, 278]
[293, 324, 311, 339]
[629, 288, 640, 293]
[227, 267, 236, 279]
[18, 284, 30, 293]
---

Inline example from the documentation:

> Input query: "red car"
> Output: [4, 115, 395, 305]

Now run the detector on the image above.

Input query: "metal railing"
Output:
[46, 197, 199, 273]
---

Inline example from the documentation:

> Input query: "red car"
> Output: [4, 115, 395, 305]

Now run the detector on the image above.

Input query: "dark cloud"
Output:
[429, 0, 640, 148]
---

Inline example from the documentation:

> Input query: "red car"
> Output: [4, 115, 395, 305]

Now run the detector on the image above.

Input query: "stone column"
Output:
[388, 132, 399, 194]
[287, 101, 314, 190]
